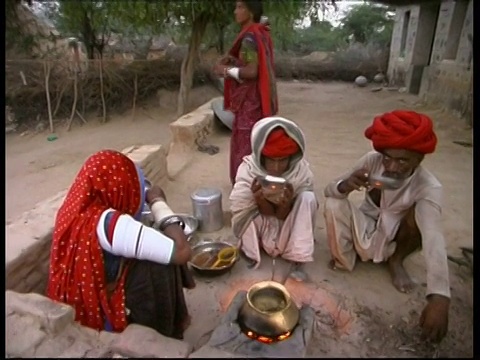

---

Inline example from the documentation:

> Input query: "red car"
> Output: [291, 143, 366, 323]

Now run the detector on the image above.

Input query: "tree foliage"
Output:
[26, 0, 339, 115]
[337, 2, 394, 45]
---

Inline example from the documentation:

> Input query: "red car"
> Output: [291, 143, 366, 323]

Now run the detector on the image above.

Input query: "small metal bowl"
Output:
[146, 212, 199, 237]
[189, 241, 239, 277]
[178, 213, 199, 237]
[368, 175, 403, 190]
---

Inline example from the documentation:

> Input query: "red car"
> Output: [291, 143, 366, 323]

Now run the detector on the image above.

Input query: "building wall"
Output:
[387, 0, 473, 124]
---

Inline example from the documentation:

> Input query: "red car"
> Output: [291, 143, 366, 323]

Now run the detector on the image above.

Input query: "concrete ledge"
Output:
[122, 144, 168, 186]
[110, 324, 192, 358]
[167, 99, 216, 178]
[6, 291, 75, 334]
[188, 345, 243, 358]
[6, 143, 169, 295]
[6, 190, 67, 294]
[6, 291, 195, 358]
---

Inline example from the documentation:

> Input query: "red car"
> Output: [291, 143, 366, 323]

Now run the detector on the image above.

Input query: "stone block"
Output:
[121, 144, 168, 185]
[23, 269, 46, 290]
[188, 345, 243, 358]
[27, 316, 111, 357]
[169, 111, 213, 153]
[8, 282, 30, 294]
[121, 145, 137, 155]
[144, 166, 169, 187]
[57, 342, 111, 358]
[98, 329, 121, 346]
[6, 258, 38, 283]
[83, 347, 118, 358]
[109, 324, 193, 358]
[122, 144, 164, 167]
[143, 160, 167, 180]
[167, 99, 216, 178]
[6, 291, 75, 334]
[6, 312, 48, 357]
[31, 280, 48, 295]
[6, 189, 65, 292]
[33, 333, 77, 357]
[5, 226, 50, 267]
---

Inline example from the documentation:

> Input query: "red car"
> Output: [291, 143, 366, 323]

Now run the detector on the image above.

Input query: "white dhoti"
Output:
[239, 191, 317, 269]
[323, 197, 397, 271]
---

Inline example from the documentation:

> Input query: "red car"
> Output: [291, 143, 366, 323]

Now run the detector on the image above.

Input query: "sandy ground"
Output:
[6, 81, 473, 357]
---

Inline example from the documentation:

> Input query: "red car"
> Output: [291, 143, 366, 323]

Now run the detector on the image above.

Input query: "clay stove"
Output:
[205, 290, 315, 358]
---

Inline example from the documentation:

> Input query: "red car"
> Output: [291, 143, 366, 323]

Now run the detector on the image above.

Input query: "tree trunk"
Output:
[217, 24, 225, 54]
[86, 44, 95, 60]
[82, 11, 97, 60]
[177, 13, 209, 117]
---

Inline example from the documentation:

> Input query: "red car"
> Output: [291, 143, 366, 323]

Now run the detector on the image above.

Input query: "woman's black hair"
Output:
[241, 0, 264, 23]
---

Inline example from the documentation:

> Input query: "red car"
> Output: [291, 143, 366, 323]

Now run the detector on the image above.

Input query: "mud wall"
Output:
[387, 0, 472, 123]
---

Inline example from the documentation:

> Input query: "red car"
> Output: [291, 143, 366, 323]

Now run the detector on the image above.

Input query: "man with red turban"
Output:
[323, 110, 450, 343]
[230, 116, 318, 282]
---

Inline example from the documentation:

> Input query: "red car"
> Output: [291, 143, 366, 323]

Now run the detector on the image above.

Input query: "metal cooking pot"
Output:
[238, 281, 300, 338]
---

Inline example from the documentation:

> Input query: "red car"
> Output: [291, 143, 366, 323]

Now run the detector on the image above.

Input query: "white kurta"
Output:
[323, 151, 450, 298]
[240, 191, 318, 269]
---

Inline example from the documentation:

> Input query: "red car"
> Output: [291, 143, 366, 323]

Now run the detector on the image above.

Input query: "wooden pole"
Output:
[67, 70, 78, 131]
[43, 60, 54, 133]
[131, 73, 138, 121]
[53, 82, 68, 118]
[99, 58, 107, 123]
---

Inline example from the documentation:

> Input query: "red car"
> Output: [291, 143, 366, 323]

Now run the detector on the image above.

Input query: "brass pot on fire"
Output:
[238, 281, 300, 338]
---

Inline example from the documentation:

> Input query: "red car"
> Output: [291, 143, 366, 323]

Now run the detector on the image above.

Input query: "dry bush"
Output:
[5, 58, 211, 129]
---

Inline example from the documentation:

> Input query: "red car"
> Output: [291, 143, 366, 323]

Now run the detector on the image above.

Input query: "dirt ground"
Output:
[6, 81, 473, 358]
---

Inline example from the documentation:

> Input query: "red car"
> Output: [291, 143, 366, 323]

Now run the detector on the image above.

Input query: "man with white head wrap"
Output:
[230, 116, 318, 281]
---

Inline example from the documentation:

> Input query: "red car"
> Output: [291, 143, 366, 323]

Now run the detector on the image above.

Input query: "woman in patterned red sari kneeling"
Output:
[46, 149, 195, 339]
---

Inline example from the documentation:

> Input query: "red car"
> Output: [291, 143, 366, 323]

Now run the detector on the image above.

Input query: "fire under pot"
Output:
[205, 282, 315, 358]
[237, 281, 299, 343]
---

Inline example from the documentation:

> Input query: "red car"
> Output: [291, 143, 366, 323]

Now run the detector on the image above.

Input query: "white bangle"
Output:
[227, 67, 242, 82]
[151, 200, 175, 224]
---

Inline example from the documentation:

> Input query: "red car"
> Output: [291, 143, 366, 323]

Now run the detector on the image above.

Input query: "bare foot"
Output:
[289, 262, 309, 282]
[328, 259, 337, 270]
[239, 250, 257, 269]
[388, 260, 416, 293]
[272, 258, 293, 284]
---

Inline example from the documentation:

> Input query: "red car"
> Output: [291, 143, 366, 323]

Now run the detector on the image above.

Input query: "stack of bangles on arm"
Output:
[224, 67, 241, 82]
[150, 197, 185, 231]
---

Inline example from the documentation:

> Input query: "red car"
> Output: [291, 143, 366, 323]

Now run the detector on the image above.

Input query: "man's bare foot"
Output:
[328, 259, 337, 270]
[272, 258, 293, 284]
[289, 262, 309, 282]
[388, 260, 416, 293]
[239, 250, 258, 269]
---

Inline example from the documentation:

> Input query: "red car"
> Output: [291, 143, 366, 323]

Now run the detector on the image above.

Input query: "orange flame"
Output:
[244, 330, 292, 344]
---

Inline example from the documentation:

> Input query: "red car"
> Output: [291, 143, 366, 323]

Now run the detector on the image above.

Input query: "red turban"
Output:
[262, 128, 300, 158]
[364, 110, 437, 154]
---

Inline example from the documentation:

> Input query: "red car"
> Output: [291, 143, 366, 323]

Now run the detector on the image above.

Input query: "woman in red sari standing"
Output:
[214, 0, 278, 186]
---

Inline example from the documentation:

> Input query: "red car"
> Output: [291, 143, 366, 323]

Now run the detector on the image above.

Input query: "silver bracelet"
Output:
[159, 215, 185, 232]
[226, 67, 242, 82]
[336, 179, 345, 193]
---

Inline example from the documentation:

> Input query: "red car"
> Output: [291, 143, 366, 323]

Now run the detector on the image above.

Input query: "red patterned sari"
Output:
[47, 150, 142, 332]
[46, 150, 193, 338]
[224, 22, 278, 185]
